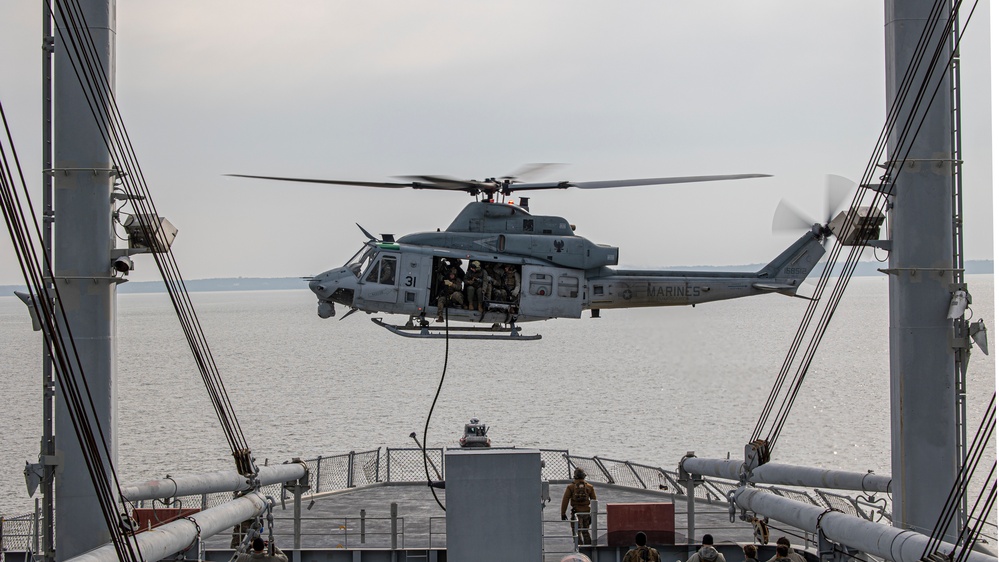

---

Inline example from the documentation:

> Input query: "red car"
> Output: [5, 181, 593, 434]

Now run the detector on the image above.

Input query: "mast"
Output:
[884, 0, 960, 540]
[52, 0, 118, 558]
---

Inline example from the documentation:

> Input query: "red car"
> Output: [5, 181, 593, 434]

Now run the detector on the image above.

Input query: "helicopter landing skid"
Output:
[371, 318, 541, 341]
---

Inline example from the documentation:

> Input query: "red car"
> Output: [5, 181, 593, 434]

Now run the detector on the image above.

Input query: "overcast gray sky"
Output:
[0, 2, 992, 285]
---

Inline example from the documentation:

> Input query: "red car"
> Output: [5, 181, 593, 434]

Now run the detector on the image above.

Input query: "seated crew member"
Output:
[464, 261, 485, 312]
[435, 269, 464, 322]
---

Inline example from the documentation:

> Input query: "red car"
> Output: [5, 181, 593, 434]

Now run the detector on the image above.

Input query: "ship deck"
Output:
[200, 480, 777, 562]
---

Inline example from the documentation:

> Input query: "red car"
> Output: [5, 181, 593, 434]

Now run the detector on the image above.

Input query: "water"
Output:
[0, 275, 995, 516]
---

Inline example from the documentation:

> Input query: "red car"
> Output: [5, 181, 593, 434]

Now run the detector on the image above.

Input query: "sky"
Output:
[0, 1, 993, 284]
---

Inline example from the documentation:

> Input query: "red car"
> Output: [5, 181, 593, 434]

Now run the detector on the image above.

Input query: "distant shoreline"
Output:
[1, 260, 992, 295]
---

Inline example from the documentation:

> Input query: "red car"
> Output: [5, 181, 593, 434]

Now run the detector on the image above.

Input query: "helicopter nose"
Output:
[308, 276, 326, 296]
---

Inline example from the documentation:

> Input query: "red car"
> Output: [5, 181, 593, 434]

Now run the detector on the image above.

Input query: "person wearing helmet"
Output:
[464, 261, 485, 312]
[561, 467, 597, 545]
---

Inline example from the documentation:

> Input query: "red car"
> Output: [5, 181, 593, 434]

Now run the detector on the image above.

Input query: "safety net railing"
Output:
[1, 449, 934, 550]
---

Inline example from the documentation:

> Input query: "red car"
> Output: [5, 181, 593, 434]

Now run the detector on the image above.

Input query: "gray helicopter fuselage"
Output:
[308, 201, 827, 324]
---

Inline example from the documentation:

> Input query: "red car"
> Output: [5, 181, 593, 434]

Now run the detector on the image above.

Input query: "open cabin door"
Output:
[519, 265, 584, 319]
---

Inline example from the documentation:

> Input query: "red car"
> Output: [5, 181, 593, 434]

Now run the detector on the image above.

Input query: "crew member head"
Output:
[573, 467, 586, 480]
[635, 531, 648, 546]
[252, 537, 266, 552]
[702, 534, 714, 546]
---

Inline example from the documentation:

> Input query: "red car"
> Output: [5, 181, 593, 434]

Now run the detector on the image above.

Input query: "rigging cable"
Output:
[48, 0, 255, 474]
[0, 100, 141, 561]
[751, 0, 974, 454]
[752, 0, 953, 442]
[923, 392, 995, 557]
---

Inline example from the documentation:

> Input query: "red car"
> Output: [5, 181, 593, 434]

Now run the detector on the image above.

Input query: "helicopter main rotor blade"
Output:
[502, 163, 566, 182]
[394, 175, 483, 191]
[227, 174, 412, 189]
[508, 173, 771, 191]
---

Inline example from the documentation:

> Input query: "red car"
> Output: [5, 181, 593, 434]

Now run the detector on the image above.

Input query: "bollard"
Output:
[361, 509, 366, 544]
[390, 502, 398, 550]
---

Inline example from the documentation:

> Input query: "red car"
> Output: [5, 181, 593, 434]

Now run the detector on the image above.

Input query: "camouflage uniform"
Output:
[623, 545, 662, 562]
[560, 476, 596, 545]
[497, 265, 521, 302]
[464, 262, 485, 312]
[435, 272, 463, 321]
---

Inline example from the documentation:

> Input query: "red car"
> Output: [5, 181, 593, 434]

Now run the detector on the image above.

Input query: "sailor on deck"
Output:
[560, 467, 597, 545]
[687, 534, 726, 562]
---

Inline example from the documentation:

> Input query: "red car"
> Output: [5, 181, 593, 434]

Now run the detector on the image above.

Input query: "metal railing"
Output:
[5, 447, 983, 553]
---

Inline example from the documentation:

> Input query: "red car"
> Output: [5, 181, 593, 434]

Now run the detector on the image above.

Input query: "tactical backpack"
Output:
[572, 481, 589, 506]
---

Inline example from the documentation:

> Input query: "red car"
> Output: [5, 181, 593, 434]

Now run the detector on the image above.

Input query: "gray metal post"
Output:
[40, 4, 56, 561]
[590, 499, 598, 547]
[360, 509, 366, 544]
[390, 502, 398, 550]
[884, 0, 959, 539]
[347, 451, 354, 488]
[293, 483, 302, 551]
[53, 0, 118, 558]
[686, 478, 696, 548]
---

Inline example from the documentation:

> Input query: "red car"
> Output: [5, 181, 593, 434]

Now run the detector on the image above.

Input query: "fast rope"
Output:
[751, 0, 977, 453]
[48, 0, 256, 476]
[423, 306, 449, 512]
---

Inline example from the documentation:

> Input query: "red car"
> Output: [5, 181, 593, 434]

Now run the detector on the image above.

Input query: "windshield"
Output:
[344, 245, 376, 279]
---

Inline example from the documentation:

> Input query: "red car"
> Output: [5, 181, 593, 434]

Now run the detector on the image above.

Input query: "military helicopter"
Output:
[231, 170, 873, 340]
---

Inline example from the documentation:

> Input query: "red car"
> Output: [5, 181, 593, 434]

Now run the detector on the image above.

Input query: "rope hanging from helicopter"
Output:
[422, 306, 450, 512]
[50, 0, 257, 478]
[0, 96, 143, 560]
[751, 0, 978, 452]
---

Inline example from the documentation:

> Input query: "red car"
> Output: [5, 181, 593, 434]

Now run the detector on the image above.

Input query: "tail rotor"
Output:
[773, 175, 856, 244]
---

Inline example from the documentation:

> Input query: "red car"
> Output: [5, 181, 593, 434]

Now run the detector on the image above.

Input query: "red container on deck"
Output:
[132, 507, 200, 532]
[606, 502, 675, 546]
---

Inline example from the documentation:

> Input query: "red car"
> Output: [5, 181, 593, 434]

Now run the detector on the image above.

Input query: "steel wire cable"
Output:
[48, 0, 252, 463]
[753, 0, 955, 441]
[51, 0, 248, 456]
[749, 0, 954, 439]
[766, 0, 978, 451]
[924, 392, 995, 556]
[0, 101, 142, 561]
[955, 476, 996, 562]
[752, 0, 961, 440]
[753, 0, 973, 452]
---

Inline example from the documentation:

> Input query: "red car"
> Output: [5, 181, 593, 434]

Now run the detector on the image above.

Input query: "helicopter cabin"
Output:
[343, 241, 591, 324]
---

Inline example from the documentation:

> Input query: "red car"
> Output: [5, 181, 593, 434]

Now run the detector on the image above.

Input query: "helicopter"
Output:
[231, 171, 878, 340]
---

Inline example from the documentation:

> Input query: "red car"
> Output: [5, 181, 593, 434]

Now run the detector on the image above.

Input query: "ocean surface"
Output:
[0, 275, 995, 517]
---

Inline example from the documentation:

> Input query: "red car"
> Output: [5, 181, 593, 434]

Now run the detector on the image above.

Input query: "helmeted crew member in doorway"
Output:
[561, 467, 597, 545]
[687, 534, 726, 562]
[464, 261, 485, 312]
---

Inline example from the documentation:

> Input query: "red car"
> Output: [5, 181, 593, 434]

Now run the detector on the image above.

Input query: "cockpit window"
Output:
[345, 246, 376, 279]
[364, 255, 397, 285]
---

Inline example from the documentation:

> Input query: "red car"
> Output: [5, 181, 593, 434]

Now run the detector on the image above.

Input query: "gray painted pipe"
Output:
[121, 463, 306, 502]
[735, 487, 996, 562]
[680, 457, 891, 493]
[67, 492, 268, 562]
